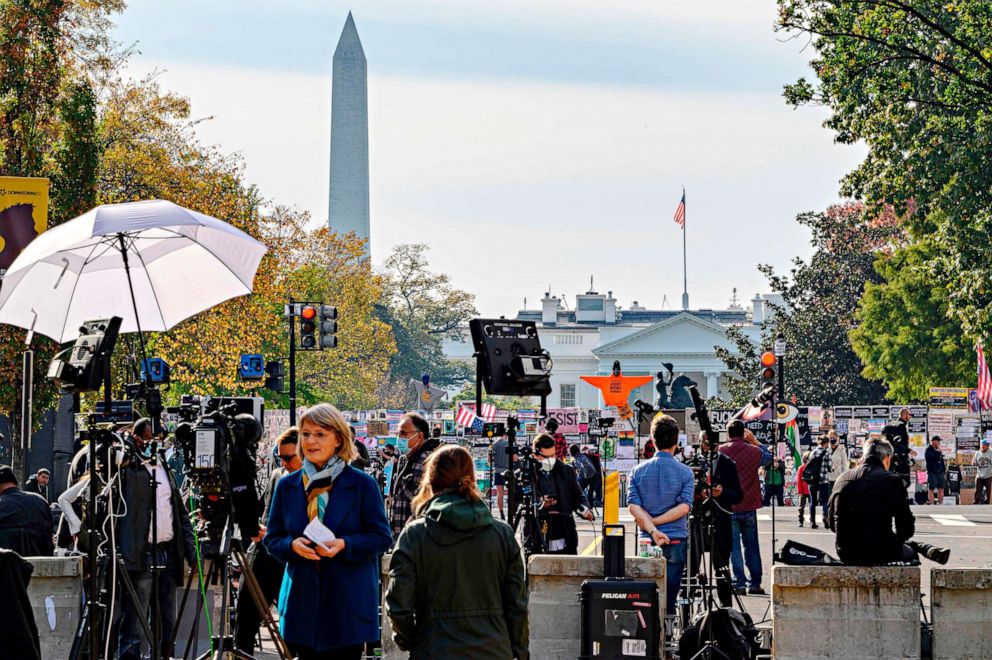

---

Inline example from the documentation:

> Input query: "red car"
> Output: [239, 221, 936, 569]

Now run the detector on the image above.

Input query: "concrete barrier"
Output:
[25, 556, 83, 660]
[771, 565, 920, 660]
[527, 555, 665, 660]
[930, 568, 992, 660]
[380, 554, 665, 660]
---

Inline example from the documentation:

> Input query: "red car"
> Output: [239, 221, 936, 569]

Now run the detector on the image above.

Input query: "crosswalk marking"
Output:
[757, 514, 771, 521]
[930, 514, 976, 527]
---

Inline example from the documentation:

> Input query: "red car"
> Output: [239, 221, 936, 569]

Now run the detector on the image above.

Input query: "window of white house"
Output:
[560, 383, 576, 408]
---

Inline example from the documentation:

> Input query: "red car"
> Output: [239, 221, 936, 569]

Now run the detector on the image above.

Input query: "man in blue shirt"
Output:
[628, 414, 695, 615]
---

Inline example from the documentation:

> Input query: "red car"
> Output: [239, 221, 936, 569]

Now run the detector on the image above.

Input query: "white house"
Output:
[443, 286, 779, 408]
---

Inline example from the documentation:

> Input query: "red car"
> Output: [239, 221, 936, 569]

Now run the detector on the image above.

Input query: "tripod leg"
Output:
[233, 546, 292, 660]
[169, 558, 199, 653]
[116, 557, 157, 650]
[185, 559, 218, 660]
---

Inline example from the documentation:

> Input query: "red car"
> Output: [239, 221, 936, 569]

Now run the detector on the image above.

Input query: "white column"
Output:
[705, 372, 719, 399]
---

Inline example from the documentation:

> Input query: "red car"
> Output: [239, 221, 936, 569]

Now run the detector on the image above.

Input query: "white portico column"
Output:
[705, 372, 720, 399]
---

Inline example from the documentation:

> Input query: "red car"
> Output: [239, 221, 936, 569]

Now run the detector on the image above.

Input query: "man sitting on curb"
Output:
[827, 438, 949, 565]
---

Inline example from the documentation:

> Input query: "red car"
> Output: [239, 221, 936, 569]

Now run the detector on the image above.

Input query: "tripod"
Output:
[684, 385, 753, 660]
[504, 417, 546, 557]
[67, 436, 155, 660]
[678, 470, 747, 660]
[170, 507, 291, 660]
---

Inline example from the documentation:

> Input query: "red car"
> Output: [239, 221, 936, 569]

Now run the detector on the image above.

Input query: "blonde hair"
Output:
[411, 445, 482, 515]
[297, 403, 357, 464]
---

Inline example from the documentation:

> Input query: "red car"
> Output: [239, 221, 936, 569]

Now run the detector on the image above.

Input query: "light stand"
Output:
[685, 384, 751, 660]
[772, 333, 786, 568]
[68, 355, 155, 660]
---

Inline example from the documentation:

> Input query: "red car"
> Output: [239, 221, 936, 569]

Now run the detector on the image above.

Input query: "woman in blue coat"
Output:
[264, 403, 392, 659]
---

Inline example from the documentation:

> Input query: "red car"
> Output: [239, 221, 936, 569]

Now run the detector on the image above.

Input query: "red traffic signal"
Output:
[299, 304, 318, 349]
[759, 350, 776, 390]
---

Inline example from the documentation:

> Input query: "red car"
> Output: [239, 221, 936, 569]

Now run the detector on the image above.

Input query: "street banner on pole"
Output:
[0, 176, 49, 272]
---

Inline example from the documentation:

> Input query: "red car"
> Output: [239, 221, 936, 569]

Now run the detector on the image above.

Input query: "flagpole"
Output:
[681, 187, 688, 310]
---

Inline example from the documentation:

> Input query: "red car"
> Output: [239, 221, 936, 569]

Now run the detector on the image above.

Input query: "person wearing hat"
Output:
[22, 468, 50, 503]
[972, 439, 992, 505]
[0, 465, 54, 556]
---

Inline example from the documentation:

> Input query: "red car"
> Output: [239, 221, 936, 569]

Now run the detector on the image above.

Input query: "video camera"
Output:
[75, 421, 135, 476]
[172, 395, 261, 554]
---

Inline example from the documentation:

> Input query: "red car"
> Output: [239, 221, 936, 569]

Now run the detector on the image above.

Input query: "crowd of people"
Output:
[0, 401, 969, 659]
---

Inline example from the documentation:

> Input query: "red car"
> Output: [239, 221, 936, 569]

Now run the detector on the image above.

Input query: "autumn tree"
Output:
[96, 78, 395, 407]
[0, 0, 120, 472]
[279, 226, 395, 410]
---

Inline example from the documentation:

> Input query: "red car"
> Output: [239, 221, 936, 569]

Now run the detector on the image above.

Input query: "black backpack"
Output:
[803, 450, 825, 485]
[776, 540, 840, 565]
[679, 607, 758, 660]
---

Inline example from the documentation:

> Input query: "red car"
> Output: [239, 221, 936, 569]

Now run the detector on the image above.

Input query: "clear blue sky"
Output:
[114, 1, 864, 316]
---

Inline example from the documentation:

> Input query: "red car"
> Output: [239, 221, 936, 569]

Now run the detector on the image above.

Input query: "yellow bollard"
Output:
[604, 470, 620, 525]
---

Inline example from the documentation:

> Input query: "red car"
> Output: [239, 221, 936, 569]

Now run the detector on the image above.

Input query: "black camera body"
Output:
[173, 398, 261, 554]
[77, 421, 135, 476]
[684, 446, 717, 505]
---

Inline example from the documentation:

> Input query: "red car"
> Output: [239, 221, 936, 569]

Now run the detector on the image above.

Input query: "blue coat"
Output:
[264, 464, 392, 651]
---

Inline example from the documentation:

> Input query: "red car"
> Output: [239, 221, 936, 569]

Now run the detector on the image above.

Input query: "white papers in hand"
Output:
[303, 518, 337, 550]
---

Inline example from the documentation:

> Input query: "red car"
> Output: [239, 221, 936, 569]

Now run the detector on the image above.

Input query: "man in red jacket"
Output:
[719, 420, 772, 595]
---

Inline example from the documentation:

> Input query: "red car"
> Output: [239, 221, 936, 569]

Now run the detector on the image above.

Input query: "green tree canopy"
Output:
[376, 244, 477, 404]
[778, 0, 992, 374]
[851, 239, 973, 400]
[717, 203, 895, 406]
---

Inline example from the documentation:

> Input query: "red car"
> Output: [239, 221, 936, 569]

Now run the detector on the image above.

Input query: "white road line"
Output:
[931, 514, 976, 527]
[757, 514, 772, 521]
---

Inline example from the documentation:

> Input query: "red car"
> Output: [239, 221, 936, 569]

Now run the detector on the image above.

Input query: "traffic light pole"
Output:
[288, 298, 297, 427]
[774, 340, 786, 567]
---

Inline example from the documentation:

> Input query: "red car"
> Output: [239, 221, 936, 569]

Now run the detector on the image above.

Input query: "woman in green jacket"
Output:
[386, 445, 529, 659]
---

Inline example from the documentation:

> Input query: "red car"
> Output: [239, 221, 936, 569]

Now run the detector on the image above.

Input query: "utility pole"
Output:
[288, 299, 297, 426]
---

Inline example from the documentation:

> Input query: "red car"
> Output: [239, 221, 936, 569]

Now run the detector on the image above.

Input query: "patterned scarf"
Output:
[302, 456, 346, 522]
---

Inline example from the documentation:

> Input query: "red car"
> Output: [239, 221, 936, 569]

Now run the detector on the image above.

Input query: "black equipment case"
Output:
[579, 578, 661, 659]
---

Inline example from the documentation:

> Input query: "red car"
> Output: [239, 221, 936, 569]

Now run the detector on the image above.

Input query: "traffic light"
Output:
[265, 360, 284, 392]
[320, 305, 338, 349]
[759, 351, 777, 393]
[299, 304, 318, 349]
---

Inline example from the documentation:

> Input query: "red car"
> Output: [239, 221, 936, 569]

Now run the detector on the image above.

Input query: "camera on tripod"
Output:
[172, 396, 261, 554]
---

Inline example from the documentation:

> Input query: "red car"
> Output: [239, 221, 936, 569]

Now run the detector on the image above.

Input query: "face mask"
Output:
[541, 457, 557, 471]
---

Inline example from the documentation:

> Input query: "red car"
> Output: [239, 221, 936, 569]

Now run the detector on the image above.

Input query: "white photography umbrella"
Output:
[0, 199, 267, 343]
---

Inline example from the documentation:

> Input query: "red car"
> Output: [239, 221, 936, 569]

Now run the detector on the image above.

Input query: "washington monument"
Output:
[329, 12, 370, 256]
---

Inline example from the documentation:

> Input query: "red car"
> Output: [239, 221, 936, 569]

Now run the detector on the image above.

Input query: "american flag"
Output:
[673, 190, 686, 228]
[480, 403, 497, 422]
[455, 404, 478, 427]
[977, 342, 992, 410]
[470, 417, 486, 434]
